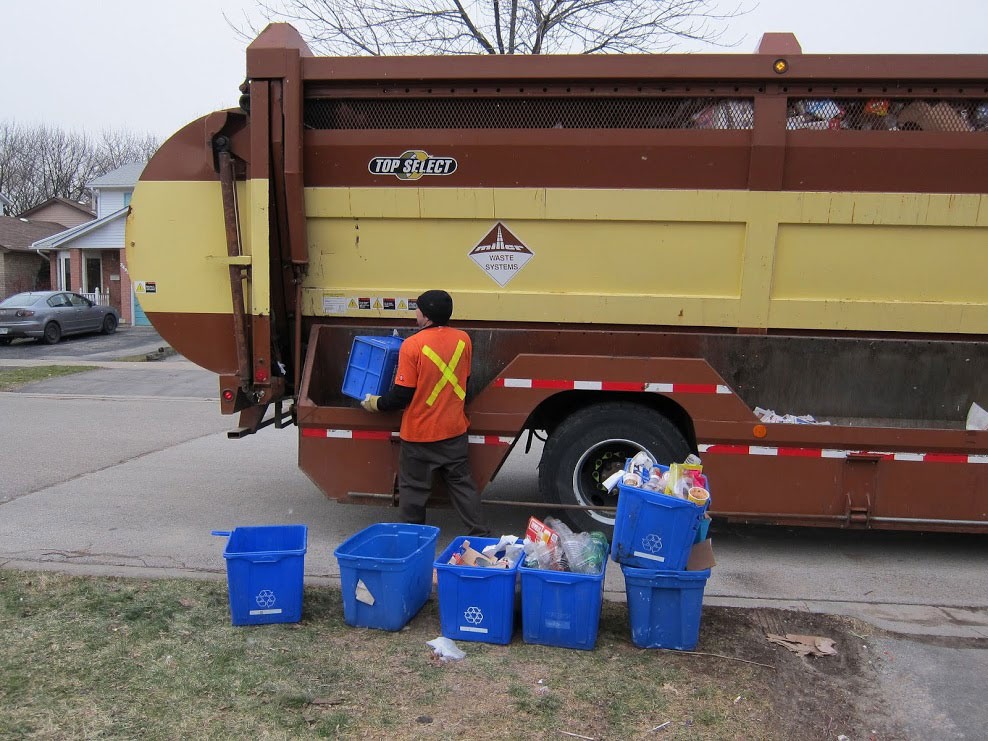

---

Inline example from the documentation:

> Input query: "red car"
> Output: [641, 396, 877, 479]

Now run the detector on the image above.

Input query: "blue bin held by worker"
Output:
[334, 523, 439, 631]
[622, 565, 710, 650]
[435, 536, 521, 645]
[612, 463, 705, 571]
[520, 543, 609, 650]
[342, 335, 404, 400]
[212, 525, 308, 626]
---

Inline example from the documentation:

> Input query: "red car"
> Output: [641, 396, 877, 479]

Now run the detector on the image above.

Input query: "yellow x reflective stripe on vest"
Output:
[421, 340, 466, 406]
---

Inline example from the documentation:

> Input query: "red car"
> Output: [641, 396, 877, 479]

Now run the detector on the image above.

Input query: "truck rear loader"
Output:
[126, 25, 988, 534]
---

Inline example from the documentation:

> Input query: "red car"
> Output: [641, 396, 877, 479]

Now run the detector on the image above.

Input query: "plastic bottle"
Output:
[583, 532, 608, 575]
[643, 468, 664, 492]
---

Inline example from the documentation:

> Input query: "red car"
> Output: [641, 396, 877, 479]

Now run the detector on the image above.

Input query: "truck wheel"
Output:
[538, 402, 691, 537]
[42, 322, 62, 345]
[0, 338, 11, 346]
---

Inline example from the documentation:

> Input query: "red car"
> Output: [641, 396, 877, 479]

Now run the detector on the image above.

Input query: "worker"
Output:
[361, 290, 491, 536]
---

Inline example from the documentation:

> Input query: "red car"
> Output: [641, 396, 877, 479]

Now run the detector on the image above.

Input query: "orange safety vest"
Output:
[394, 326, 472, 442]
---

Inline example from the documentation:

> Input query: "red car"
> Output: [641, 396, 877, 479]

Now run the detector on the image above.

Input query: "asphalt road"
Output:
[1, 351, 986, 737]
[0, 325, 169, 361]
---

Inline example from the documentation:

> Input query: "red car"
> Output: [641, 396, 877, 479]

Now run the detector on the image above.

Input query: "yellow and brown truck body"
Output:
[127, 25, 988, 532]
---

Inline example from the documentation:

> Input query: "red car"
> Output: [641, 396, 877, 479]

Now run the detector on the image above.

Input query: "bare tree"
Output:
[235, 0, 747, 56]
[0, 121, 159, 215]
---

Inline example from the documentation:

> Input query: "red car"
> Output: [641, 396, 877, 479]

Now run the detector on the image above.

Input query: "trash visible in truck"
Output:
[754, 407, 831, 425]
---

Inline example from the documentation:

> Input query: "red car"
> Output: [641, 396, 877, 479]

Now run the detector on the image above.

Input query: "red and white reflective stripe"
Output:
[492, 378, 730, 394]
[698, 443, 988, 464]
[301, 428, 396, 440]
[645, 383, 732, 395]
[467, 435, 514, 446]
[301, 428, 513, 446]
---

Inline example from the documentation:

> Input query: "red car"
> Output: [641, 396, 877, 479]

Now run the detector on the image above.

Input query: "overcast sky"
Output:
[2, 0, 987, 139]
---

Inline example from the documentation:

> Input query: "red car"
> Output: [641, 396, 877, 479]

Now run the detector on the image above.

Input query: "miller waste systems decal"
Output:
[468, 223, 534, 287]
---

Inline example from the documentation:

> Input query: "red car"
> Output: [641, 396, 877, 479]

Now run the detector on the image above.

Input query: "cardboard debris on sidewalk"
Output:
[766, 633, 838, 657]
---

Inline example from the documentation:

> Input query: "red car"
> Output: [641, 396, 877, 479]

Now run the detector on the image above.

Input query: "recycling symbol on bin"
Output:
[464, 606, 484, 625]
[641, 534, 663, 554]
[255, 589, 277, 608]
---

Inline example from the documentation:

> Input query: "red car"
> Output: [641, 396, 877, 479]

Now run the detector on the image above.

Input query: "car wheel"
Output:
[0, 338, 11, 346]
[42, 322, 62, 345]
[538, 401, 691, 537]
[101, 314, 118, 334]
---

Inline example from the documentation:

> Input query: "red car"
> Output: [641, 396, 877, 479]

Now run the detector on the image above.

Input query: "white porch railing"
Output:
[80, 291, 111, 306]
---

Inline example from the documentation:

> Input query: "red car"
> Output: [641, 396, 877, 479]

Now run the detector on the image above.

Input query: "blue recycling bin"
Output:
[622, 565, 710, 650]
[334, 523, 439, 631]
[212, 525, 307, 626]
[342, 335, 404, 400]
[612, 463, 705, 570]
[520, 553, 607, 650]
[434, 536, 521, 645]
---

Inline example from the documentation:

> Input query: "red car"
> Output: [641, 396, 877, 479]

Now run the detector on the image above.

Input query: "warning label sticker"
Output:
[135, 280, 157, 294]
[357, 297, 371, 310]
[468, 223, 533, 287]
[383, 298, 396, 310]
[323, 294, 347, 314]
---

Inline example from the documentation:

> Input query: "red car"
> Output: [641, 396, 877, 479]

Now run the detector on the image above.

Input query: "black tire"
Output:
[538, 402, 691, 537]
[101, 314, 118, 334]
[0, 338, 11, 346]
[42, 322, 61, 345]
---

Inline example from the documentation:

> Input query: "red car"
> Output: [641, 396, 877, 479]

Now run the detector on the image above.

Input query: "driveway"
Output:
[0, 325, 168, 362]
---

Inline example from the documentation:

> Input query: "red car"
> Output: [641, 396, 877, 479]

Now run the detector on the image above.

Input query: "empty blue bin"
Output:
[435, 537, 521, 644]
[342, 335, 404, 400]
[212, 525, 307, 626]
[612, 475, 704, 571]
[520, 552, 607, 650]
[334, 523, 439, 631]
[622, 565, 710, 650]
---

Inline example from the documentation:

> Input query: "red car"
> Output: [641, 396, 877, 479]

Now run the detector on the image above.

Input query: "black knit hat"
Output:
[416, 290, 453, 325]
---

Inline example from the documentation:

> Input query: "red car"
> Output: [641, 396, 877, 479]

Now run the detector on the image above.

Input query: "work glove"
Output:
[361, 394, 381, 412]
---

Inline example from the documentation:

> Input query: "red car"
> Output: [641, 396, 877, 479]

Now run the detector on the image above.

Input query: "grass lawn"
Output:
[0, 366, 97, 391]
[0, 570, 884, 739]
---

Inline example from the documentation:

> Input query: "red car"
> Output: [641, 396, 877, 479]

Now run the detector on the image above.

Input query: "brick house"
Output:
[32, 162, 147, 325]
[0, 216, 65, 297]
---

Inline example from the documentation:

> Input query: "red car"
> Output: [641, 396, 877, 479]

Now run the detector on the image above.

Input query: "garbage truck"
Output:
[126, 24, 988, 534]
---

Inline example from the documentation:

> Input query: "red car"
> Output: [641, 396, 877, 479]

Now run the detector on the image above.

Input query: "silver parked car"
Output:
[0, 291, 120, 345]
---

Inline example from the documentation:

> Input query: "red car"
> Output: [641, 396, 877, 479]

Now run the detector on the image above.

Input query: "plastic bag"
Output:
[426, 636, 465, 661]
[482, 535, 525, 567]
[968, 402, 988, 431]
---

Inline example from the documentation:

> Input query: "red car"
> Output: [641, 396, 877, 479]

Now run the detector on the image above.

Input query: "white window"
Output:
[57, 251, 71, 291]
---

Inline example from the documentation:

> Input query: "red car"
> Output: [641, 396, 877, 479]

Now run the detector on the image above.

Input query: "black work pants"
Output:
[398, 433, 490, 537]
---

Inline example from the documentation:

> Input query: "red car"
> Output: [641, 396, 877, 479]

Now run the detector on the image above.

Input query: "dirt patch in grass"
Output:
[0, 571, 899, 739]
[0, 365, 97, 391]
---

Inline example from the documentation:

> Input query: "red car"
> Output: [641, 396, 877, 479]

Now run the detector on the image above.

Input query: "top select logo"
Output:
[368, 150, 457, 180]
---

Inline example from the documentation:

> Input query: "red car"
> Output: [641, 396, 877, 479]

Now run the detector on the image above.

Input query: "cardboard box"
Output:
[686, 538, 716, 571]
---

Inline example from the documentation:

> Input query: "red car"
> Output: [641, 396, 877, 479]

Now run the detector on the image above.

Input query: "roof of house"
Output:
[30, 206, 128, 251]
[87, 162, 146, 189]
[0, 216, 66, 252]
[18, 196, 95, 221]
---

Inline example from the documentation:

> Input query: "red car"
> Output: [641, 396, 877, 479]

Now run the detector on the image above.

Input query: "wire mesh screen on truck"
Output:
[787, 98, 988, 131]
[304, 96, 755, 130]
